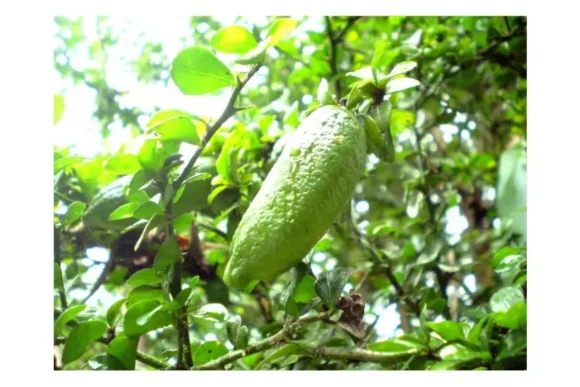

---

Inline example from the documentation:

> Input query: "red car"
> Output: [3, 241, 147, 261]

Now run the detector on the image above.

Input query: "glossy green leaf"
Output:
[494, 302, 527, 329]
[426, 321, 465, 342]
[126, 286, 166, 308]
[194, 341, 229, 366]
[54, 304, 87, 336]
[124, 300, 173, 337]
[368, 338, 425, 352]
[133, 200, 164, 220]
[62, 320, 108, 364]
[294, 275, 317, 303]
[106, 155, 142, 175]
[54, 156, 86, 172]
[211, 25, 258, 54]
[153, 237, 183, 272]
[490, 287, 525, 313]
[126, 268, 163, 287]
[171, 46, 235, 95]
[108, 202, 140, 221]
[146, 109, 201, 145]
[62, 201, 86, 226]
[107, 333, 139, 370]
[106, 298, 127, 328]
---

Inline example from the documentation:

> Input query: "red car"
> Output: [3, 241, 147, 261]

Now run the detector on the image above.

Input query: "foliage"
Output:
[54, 16, 527, 371]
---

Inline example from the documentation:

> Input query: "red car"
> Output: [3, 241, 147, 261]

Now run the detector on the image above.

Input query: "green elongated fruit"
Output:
[223, 105, 367, 290]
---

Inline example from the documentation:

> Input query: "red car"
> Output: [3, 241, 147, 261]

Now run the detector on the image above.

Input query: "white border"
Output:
[2, 1, 579, 386]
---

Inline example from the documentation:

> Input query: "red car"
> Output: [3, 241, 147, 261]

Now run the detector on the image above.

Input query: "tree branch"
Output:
[173, 64, 263, 189]
[162, 64, 263, 369]
[314, 346, 425, 364]
[192, 312, 331, 370]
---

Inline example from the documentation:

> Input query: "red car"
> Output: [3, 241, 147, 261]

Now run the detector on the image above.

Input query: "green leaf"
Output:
[367, 338, 425, 352]
[62, 201, 86, 226]
[54, 304, 87, 336]
[492, 247, 525, 270]
[266, 18, 298, 47]
[193, 303, 228, 322]
[55, 156, 86, 172]
[315, 270, 349, 309]
[385, 61, 417, 79]
[438, 344, 490, 363]
[235, 326, 249, 350]
[108, 202, 140, 221]
[347, 66, 375, 81]
[426, 321, 465, 342]
[138, 139, 180, 172]
[146, 109, 202, 145]
[226, 315, 242, 344]
[171, 46, 235, 96]
[126, 268, 163, 287]
[106, 298, 127, 328]
[390, 109, 416, 134]
[106, 155, 142, 175]
[207, 185, 231, 206]
[194, 341, 229, 366]
[173, 213, 194, 232]
[497, 145, 527, 238]
[211, 25, 258, 54]
[133, 200, 164, 220]
[126, 189, 150, 204]
[62, 320, 108, 364]
[54, 94, 65, 124]
[490, 287, 525, 313]
[494, 302, 527, 329]
[281, 263, 309, 316]
[256, 344, 301, 370]
[126, 287, 166, 308]
[216, 128, 246, 182]
[294, 275, 317, 303]
[385, 78, 420, 94]
[496, 330, 526, 361]
[107, 333, 139, 370]
[124, 300, 173, 337]
[153, 237, 183, 272]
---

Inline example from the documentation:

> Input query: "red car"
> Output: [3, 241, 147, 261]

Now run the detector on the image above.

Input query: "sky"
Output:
[55, 16, 476, 341]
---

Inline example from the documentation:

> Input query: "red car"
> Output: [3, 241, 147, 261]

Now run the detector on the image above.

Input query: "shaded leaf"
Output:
[315, 270, 349, 309]
[62, 320, 108, 364]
